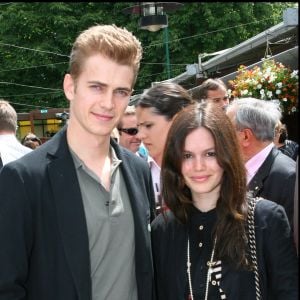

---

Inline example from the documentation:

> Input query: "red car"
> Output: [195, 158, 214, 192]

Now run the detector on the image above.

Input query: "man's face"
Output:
[63, 54, 134, 140]
[206, 87, 229, 108]
[118, 114, 141, 153]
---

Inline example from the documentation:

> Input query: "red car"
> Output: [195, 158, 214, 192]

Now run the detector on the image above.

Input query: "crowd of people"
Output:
[0, 23, 298, 300]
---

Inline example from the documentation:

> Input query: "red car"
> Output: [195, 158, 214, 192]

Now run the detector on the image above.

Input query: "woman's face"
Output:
[136, 106, 172, 166]
[181, 127, 224, 207]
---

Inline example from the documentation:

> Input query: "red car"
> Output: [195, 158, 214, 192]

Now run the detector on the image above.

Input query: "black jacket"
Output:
[248, 146, 296, 226]
[0, 127, 155, 300]
[151, 199, 298, 300]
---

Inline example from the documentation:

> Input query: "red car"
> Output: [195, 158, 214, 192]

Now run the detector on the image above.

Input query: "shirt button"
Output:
[199, 242, 203, 247]
[199, 225, 204, 230]
[212, 280, 217, 285]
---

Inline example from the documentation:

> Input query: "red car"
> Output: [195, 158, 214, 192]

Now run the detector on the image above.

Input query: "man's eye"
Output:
[90, 85, 102, 91]
[115, 90, 131, 98]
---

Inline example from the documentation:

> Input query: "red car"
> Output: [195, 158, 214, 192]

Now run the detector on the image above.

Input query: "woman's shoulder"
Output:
[151, 210, 182, 233]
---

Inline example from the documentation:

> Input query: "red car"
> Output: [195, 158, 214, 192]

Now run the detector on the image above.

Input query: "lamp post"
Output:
[123, 2, 183, 79]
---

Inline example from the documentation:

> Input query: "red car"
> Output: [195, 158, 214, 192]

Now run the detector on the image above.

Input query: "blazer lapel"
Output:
[47, 129, 91, 300]
[117, 149, 151, 271]
[248, 147, 277, 196]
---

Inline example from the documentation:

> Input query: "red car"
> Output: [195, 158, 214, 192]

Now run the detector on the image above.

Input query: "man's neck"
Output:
[0, 130, 15, 135]
[243, 140, 273, 162]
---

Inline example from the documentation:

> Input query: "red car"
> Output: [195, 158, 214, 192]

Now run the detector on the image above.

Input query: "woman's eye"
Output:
[145, 124, 153, 129]
[183, 153, 192, 159]
[206, 151, 216, 157]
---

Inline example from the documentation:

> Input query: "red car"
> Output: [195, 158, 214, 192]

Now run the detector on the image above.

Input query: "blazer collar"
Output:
[112, 140, 152, 272]
[47, 127, 91, 300]
[248, 146, 278, 196]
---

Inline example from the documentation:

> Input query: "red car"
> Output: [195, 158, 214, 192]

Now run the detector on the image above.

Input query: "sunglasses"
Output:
[118, 127, 138, 136]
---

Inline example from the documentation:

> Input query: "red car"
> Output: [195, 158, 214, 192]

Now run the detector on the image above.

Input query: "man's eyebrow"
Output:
[116, 87, 132, 92]
[87, 80, 107, 86]
[87, 81, 132, 92]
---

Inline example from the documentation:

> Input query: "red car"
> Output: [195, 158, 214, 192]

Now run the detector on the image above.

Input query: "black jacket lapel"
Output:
[47, 128, 91, 300]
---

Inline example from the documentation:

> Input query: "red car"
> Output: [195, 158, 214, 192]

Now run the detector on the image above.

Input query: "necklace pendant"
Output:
[207, 267, 212, 282]
[207, 260, 214, 267]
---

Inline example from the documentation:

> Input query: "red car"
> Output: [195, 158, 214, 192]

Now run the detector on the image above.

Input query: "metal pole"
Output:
[164, 26, 171, 79]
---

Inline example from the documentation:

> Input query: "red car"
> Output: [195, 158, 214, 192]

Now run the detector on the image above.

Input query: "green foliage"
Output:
[0, 2, 295, 112]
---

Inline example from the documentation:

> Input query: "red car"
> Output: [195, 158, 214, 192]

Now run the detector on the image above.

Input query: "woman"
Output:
[151, 103, 298, 299]
[135, 82, 194, 209]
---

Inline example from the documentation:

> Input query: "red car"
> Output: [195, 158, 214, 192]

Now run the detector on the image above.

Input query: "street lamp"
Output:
[123, 2, 183, 79]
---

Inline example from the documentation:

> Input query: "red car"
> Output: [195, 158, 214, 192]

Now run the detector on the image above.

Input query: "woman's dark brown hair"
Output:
[161, 102, 249, 267]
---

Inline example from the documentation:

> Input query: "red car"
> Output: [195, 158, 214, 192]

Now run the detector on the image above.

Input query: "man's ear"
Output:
[240, 128, 253, 147]
[63, 74, 75, 102]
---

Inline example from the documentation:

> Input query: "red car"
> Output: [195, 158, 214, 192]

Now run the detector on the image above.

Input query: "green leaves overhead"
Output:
[0, 2, 295, 112]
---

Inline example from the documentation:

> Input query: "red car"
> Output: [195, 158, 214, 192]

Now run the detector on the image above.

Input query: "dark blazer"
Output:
[151, 200, 298, 300]
[0, 127, 155, 300]
[248, 146, 296, 226]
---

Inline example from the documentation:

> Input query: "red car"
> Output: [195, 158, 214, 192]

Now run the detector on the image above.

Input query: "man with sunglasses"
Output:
[117, 105, 148, 159]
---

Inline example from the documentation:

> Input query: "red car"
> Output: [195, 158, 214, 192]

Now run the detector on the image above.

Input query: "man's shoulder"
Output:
[252, 197, 290, 227]
[114, 143, 149, 168]
[3, 129, 67, 170]
[272, 147, 296, 170]
[261, 147, 296, 174]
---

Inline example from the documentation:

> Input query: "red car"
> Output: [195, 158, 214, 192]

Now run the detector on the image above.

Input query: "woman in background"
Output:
[135, 82, 194, 211]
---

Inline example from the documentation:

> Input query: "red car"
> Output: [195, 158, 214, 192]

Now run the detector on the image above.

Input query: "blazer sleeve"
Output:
[255, 200, 298, 299]
[0, 164, 33, 299]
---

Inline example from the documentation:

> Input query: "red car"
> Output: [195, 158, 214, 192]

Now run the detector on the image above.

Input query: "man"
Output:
[0, 99, 32, 168]
[195, 78, 229, 109]
[0, 25, 155, 300]
[117, 105, 147, 158]
[226, 97, 296, 226]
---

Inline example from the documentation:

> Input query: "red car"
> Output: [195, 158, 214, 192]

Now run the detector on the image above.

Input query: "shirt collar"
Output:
[245, 142, 274, 184]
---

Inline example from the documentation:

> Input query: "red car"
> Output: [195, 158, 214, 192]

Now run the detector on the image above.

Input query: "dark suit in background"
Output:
[248, 146, 296, 227]
[294, 156, 298, 254]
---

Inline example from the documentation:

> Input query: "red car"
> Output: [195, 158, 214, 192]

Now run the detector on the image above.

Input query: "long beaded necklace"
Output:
[187, 236, 217, 300]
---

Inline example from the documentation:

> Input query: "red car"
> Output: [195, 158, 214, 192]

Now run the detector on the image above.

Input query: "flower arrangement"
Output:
[228, 59, 298, 114]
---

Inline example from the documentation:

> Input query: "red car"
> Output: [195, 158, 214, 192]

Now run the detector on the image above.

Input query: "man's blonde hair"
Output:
[69, 24, 142, 85]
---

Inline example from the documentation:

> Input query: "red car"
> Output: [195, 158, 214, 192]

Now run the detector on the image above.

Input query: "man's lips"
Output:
[91, 112, 114, 121]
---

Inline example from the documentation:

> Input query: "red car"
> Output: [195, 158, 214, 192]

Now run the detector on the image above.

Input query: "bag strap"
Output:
[247, 197, 261, 300]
